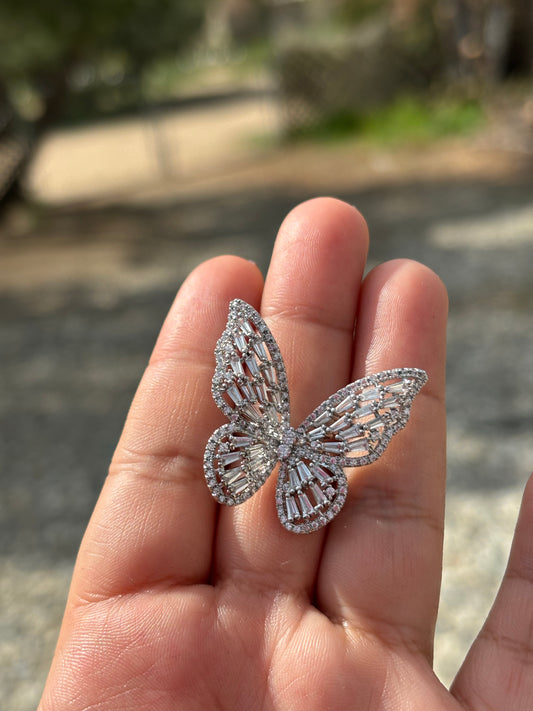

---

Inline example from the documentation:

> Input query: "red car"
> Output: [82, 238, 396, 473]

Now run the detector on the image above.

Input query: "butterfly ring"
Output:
[204, 300, 427, 533]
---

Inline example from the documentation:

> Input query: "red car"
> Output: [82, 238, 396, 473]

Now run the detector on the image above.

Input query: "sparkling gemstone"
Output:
[289, 468, 300, 490]
[226, 385, 244, 406]
[335, 395, 353, 413]
[313, 411, 330, 426]
[263, 364, 276, 386]
[233, 333, 247, 353]
[230, 357, 245, 376]
[219, 452, 241, 466]
[241, 404, 261, 422]
[239, 319, 254, 336]
[308, 425, 326, 441]
[298, 492, 314, 517]
[339, 425, 363, 440]
[246, 356, 260, 377]
[322, 441, 345, 454]
[253, 340, 268, 360]
[296, 461, 313, 482]
[285, 495, 299, 521]
[232, 436, 253, 447]
[329, 416, 348, 433]
[310, 482, 327, 507]
[361, 387, 379, 402]
[313, 465, 332, 484]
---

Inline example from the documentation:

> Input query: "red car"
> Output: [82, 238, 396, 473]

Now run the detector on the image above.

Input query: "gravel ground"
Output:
[1, 97, 533, 707]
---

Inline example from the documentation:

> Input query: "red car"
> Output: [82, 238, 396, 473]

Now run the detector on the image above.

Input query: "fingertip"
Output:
[277, 197, 369, 253]
[354, 258, 448, 394]
[152, 255, 264, 365]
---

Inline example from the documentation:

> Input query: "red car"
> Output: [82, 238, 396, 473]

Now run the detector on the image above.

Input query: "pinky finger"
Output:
[452, 473, 533, 710]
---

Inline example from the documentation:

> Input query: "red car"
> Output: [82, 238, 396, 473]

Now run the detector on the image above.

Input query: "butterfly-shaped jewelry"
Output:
[204, 299, 427, 533]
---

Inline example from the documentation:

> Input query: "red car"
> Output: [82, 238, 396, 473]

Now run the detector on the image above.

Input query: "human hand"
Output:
[39, 198, 533, 710]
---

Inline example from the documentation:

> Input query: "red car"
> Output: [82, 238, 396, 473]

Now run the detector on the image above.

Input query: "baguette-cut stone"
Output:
[329, 416, 348, 433]
[224, 468, 246, 486]
[230, 357, 245, 377]
[361, 387, 379, 401]
[256, 382, 269, 402]
[232, 478, 250, 496]
[313, 411, 331, 426]
[239, 319, 254, 336]
[240, 381, 256, 401]
[335, 395, 353, 413]
[226, 385, 243, 406]
[299, 492, 314, 517]
[386, 381, 405, 394]
[322, 441, 345, 454]
[253, 340, 268, 360]
[347, 439, 368, 453]
[296, 461, 313, 482]
[339, 424, 363, 440]
[354, 403, 374, 418]
[308, 425, 326, 441]
[313, 465, 332, 484]
[246, 356, 260, 377]
[241, 404, 261, 422]
[310, 482, 327, 507]
[263, 364, 277, 386]
[220, 452, 241, 465]
[366, 416, 383, 430]
[234, 333, 248, 352]
[285, 495, 299, 521]
[289, 468, 300, 490]
[233, 436, 253, 447]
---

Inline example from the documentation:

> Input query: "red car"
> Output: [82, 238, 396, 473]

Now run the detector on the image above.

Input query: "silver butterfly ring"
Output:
[204, 299, 427, 534]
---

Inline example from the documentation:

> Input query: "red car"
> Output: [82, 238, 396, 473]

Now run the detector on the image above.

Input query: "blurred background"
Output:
[1, 1, 533, 707]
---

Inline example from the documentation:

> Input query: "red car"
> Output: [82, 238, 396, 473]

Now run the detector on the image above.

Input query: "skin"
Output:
[39, 198, 533, 710]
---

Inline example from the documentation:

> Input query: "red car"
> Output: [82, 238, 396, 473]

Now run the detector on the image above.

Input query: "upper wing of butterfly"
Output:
[275, 368, 427, 532]
[298, 368, 428, 467]
[205, 300, 291, 505]
[211, 299, 290, 433]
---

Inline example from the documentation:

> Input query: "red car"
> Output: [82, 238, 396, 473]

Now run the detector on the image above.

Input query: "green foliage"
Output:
[0, 0, 210, 119]
[0, 0, 207, 73]
[335, 0, 390, 24]
[286, 95, 485, 145]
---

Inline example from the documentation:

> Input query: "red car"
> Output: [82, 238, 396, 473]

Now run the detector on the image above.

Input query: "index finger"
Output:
[68, 256, 263, 602]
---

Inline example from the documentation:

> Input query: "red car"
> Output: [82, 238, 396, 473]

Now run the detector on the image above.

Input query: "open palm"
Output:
[40, 199, 533, 710]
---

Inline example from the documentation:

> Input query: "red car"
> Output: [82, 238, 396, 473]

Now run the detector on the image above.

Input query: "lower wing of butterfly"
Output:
[204, 423, 278, 505]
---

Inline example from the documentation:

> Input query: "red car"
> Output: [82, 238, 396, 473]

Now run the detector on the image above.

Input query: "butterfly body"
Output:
[204, 299, 427, 533]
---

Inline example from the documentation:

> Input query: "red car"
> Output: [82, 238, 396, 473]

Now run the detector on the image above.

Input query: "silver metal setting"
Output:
[204, 299, 427, 534]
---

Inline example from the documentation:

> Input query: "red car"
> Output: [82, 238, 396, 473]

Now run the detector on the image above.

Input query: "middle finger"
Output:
[213, 197, 369, 594]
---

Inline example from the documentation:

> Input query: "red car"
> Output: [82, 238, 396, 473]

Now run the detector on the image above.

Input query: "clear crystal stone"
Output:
[308, 425, 326, 441]
[220, 452, 241, 465]
[310, 482, 327, 507]
[296, 461, 313, 482]
[232, 436, 253, 447]
[253, 340, 268, 360]
[335, 395, 353, 413]
[322, 441, 345, 454]
[246, 356, 260, 376]
[233, 333, 247, 353]
[361, 387, 379, 402]
[285, 495, 299, 521]
[298, 492, 314, 517]
[230, 357, 245, 377]
[226, 385, 243, 406]
[313, 465, 332, 484]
